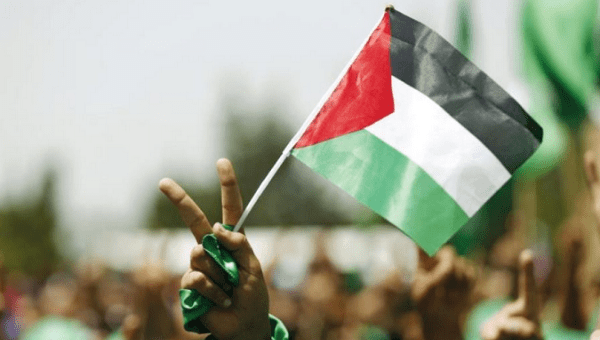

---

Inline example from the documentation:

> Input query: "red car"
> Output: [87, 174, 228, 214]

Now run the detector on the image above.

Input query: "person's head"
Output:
[38, 272, 78, 317]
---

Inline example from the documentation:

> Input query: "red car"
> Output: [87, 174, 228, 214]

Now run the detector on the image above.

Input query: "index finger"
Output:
[216, 159, 243, 226]
[517, 249, 539, 319]
[159, 178, 212, 243]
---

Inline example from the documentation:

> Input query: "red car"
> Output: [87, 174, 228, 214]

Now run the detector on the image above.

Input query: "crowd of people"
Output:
[3, 136, 600, 339]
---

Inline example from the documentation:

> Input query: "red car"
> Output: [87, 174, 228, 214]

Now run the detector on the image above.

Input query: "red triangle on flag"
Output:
[295, 13, 394, 148]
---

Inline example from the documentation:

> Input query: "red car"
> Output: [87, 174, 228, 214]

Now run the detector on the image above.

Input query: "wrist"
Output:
[421, 315, 463, 340]
[239, 314, 288, 340]
[241, 316, 271, 340]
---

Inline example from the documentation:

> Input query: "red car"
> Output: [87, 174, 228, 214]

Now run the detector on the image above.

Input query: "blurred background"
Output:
[2, 0, 600, 339]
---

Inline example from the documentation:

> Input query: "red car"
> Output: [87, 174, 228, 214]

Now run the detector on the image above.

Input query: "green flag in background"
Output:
[455, 0, 472, 58]
[515, 0, 598, 178]
[522, 0, 600, 131]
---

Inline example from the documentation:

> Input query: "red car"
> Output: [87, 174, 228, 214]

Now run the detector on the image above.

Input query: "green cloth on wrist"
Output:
[269, 314, 290, 340]
[202, 230, 239, 286]
[179, 224, 289, 339]
[203, 315, 289, 340]
[179, 288, 213, 333]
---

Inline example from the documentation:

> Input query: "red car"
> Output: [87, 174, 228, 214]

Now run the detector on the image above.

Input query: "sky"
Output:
[0, 0, 524, 258]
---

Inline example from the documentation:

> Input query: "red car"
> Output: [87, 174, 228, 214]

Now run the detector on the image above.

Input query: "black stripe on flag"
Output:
[388, 8, 543, 174]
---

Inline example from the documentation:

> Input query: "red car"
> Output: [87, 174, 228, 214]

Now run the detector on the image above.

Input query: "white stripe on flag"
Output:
[365, 77, 511, 216]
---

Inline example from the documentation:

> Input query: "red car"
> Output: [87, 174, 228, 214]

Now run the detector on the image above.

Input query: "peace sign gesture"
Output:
[159, 159, 270, 340]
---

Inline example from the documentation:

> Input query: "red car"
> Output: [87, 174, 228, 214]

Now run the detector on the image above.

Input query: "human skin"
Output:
[159, 159, 271, 340]
[583, 122, 600, 339]
[479, 250, 542, 340]
[584, 123, 600, 236]
[411, 245, 477, 340]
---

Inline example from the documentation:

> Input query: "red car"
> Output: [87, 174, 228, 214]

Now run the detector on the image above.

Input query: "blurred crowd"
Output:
[3, 0, 600, 338]
[1, 208, 600, 340]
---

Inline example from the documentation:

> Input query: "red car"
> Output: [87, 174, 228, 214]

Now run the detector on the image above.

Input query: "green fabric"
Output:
[105, 330, 124, 340]
[463, 298, 510, 340]
[517, 0, 600, 177]
[292, 129, 469, 255]
[202, 232, 239, 286]
[522, 0, 600, 130]
[587, 301, 600, 334]
[179, 224, 289, 339]
[455, 0, 472, 58]
[359, 325, 390, 340]
[542, 321, 590, 340]
[204, 315, 289, 340]
[180, 288, 213, 333]
[20, 316, 94, 340]
[518, 1, 573, 178]
[269, 314, 290, 340]
[180, 224, 237, 334]
[514, 79, 568, 179]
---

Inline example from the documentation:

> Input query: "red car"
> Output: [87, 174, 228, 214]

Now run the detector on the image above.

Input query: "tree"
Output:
[0, 168, 61, 278]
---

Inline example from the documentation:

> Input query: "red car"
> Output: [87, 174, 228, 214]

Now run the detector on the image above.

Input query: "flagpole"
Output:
[234, 9, 389, 232]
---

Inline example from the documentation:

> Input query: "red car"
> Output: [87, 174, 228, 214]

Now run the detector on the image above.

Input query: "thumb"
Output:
[517, 249, 539, 320]
[213, 223, 262, 275]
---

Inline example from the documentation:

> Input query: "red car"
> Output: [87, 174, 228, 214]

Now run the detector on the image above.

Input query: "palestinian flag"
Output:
[291, 7, 543, 254]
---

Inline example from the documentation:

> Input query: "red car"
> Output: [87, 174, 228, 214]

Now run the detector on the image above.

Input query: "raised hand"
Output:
[411, 245, 477, 340]
[480, 250, 542, 340]
[159, 159, 270, 340]
[560, 236, 585, 330]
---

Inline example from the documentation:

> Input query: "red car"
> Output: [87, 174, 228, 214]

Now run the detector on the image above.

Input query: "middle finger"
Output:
[190, 244, 232, 291]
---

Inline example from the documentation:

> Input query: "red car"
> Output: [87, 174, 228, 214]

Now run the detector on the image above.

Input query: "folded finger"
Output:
[190, 244, 232, 291]
[159, 178, 212, 243]
[182, 271, 232, 309]
[213, 223, 262, 274]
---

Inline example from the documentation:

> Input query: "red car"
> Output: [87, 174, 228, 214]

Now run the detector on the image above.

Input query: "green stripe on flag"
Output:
[292, 130, 469, 254]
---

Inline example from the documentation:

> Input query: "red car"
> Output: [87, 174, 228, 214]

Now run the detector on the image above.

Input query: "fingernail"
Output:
[222, 298, 232, 308]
